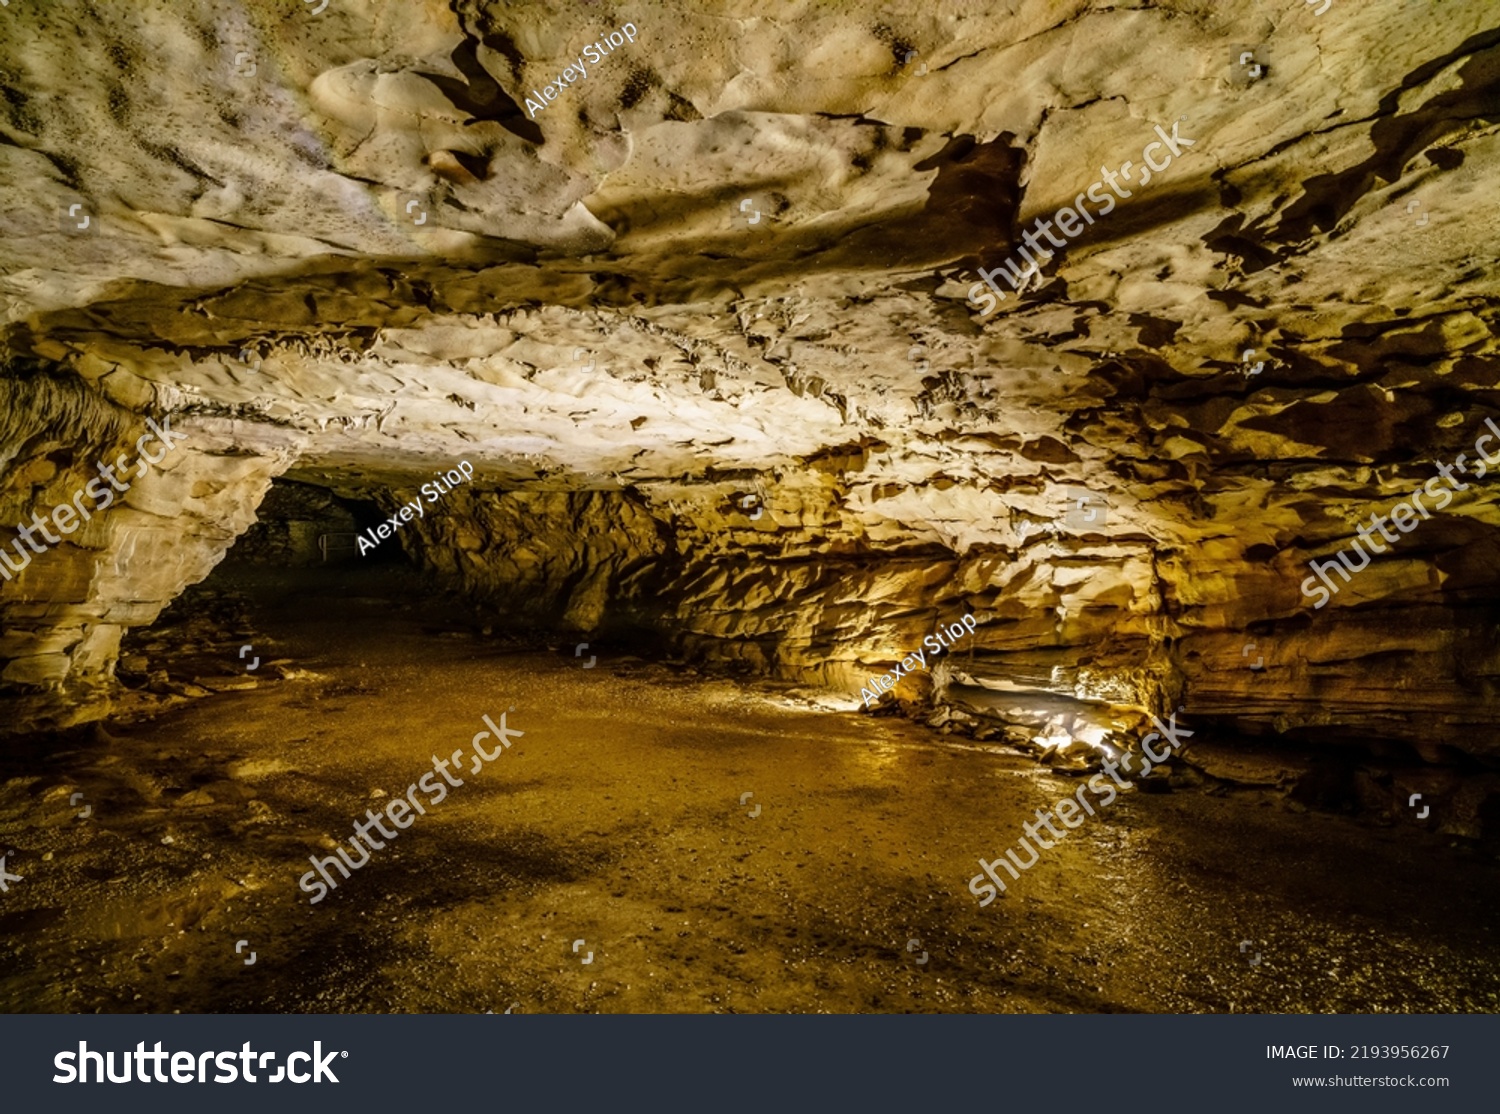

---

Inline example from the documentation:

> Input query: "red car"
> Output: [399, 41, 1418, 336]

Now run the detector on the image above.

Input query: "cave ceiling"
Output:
[2, 0, 1499, 749]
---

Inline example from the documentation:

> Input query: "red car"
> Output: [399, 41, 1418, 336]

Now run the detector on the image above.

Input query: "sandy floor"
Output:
[1, 565, 1497, 1014]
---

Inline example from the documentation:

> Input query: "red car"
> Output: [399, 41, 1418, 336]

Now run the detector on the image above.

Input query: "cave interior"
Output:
[1, 0, 1498, 1014]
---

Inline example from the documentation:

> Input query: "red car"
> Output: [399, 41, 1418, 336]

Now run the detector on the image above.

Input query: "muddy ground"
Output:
[1, 565, 1496, 1013]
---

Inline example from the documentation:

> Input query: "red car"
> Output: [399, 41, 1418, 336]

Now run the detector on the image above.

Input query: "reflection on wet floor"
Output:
[1, 567, 1497, 1014]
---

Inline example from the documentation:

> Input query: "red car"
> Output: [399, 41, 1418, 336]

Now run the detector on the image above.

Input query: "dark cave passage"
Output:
[2, 554, 1498, 1014]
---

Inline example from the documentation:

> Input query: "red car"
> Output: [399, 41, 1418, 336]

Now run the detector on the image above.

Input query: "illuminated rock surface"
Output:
[1, 3, 1499, 899]
[2, 569, 1495, 1014]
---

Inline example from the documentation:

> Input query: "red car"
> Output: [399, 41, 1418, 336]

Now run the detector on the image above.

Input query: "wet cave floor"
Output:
[1, 565, 1497, 1014]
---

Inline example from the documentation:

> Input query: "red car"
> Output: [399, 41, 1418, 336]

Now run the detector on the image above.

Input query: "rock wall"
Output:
[398, 488, 667, 630]
[1, 0, 1498, 761]
[396, 442, 1497, 760]
[0, 368, 299, 730]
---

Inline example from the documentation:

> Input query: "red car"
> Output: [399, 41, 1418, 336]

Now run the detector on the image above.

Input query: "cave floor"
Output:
[1, 565, 1497, 1014]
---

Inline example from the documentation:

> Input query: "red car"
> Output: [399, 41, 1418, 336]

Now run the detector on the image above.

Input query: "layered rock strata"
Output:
[0, 0, 1495, 785]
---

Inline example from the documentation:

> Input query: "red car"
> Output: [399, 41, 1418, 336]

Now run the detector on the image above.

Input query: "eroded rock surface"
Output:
[1, 1, 1498, 780]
